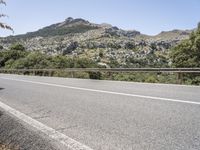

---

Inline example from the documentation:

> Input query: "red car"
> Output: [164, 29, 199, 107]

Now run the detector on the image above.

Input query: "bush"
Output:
[6, 52, 52, 69]
[52, 55, 73, 68]
[74, 57, 97, 68]
[0, 49, 28, 67]
[88, 71, 102, 80]
[10, 44, 25, 51]
[145, 75, 158, 83]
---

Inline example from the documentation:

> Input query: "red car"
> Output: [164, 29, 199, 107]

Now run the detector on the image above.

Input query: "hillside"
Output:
[0, 17, 192, 68]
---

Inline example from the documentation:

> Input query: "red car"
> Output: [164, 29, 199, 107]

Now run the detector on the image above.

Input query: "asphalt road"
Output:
[0, 110, 63, 150]
[0, 74, 200, 150]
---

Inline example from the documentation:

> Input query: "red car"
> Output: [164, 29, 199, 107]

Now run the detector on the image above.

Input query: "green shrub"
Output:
[88, 71, 102, 80]
[145, 75, 158, 83]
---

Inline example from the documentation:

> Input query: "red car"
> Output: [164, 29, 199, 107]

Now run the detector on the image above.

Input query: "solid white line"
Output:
[0, 77, 200, 106]
[0, 98, 93, 150]
[2, 73, 200, 88]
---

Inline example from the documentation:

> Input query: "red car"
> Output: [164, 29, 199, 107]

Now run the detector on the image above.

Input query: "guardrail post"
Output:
[71, 71, 74, 78]
[49, 71, 51, 76]
[108, 71, 112, 79]
[177, 72, 183, 84]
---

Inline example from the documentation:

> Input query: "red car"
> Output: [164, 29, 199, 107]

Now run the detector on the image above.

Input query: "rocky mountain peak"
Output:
[99, 23, 113, 29]
[61, 17, 90, 26]
[65, 17, 74, 22]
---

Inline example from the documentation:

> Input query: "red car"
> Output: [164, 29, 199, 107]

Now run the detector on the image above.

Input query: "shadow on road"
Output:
[0, 88, 4, 90]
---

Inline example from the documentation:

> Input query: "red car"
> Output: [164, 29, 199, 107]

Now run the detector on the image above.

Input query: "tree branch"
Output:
[0, 14, 8, 18]
[0, 0, 6, 5]
[0, 22, 13, 32]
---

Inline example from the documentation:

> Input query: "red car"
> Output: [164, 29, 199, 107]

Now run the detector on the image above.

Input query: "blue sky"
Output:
[0, 0, 200, 37]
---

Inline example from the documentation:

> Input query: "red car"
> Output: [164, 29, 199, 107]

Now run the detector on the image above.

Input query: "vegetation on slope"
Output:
[0, 44, 97, 69]
[0, 24, 200, 85]
[170, 23, 200, 84]
[17, 24, 99, 38]
[170, 24, 200, 68]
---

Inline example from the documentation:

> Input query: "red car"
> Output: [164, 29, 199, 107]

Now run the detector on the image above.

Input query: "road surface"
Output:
[0, 74, 200, 150]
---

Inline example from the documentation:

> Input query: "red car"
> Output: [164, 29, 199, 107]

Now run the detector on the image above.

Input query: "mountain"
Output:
[0, 17, 193, 67]
[15, 17, 100, 38]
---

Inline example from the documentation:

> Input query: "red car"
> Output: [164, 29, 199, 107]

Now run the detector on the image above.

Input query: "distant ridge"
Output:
[0, 17, 193, 67]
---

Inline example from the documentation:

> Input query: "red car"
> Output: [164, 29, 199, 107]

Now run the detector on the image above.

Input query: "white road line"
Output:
[4, 73, 200, 88]
[1, 77, 200, 106]
[0, 98, 93, 150]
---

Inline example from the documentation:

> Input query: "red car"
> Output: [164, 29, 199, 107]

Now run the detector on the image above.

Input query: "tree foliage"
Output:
[0, 44, 28, 67]
[198, 22, 200, 30]
[10, 44, 25, 51]
[170, 24, 200, 68]
[0, 44, 97, 69]
[170, 23, 200, 85]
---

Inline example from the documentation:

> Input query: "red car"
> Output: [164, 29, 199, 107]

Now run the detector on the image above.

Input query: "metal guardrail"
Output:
[0, 68, 200, 73]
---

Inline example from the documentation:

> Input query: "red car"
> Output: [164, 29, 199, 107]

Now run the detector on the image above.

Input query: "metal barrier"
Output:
[1, 68, 200, 73]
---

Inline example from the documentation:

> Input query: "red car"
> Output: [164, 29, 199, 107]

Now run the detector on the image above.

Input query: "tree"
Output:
[170, 24, 200, 68]
[0, 44, 28, 68]
[74, 57, 97, 68]
[10, 44, 25, 51]
[99, 49, 104, 58]
[0, 46, 28, 67]
[170, 23, 200, 84]
[52, 55, 73, 68]
[124, 42, 135, 49]
[0, 0, 13, 31]
[198, 22, 200, 30]
[8, 52, 51, 69]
